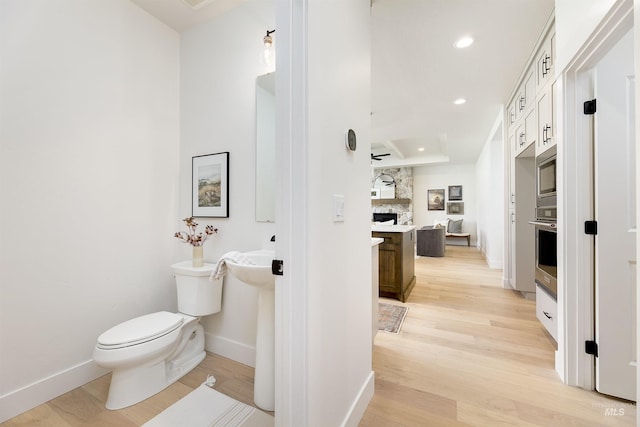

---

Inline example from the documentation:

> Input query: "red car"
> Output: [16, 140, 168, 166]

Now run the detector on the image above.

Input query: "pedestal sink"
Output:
[225, 250, 275, 411]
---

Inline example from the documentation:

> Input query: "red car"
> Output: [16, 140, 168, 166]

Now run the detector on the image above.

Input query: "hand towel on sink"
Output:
[211, 251, 255, 281]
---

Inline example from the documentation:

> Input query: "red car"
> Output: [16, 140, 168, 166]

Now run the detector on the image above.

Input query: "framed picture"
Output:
[192, 152, 229, 218]
[448, 185, 463, 201]
[447, 202, 464, 215]
[428, 189, 445, 210]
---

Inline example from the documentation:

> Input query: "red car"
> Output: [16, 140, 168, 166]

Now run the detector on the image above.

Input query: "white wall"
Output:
[555, 0, 618, 73]
[275, 0, 373, 424]
[413, 164, 477, 246]
[180, 0, 275, 366]
[0, 0, 180, 421]
[306, 1, 373, 423]
[475, 114, 504, 268]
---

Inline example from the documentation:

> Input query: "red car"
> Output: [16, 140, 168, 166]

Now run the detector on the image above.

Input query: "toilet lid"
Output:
[97, 311, 183, 348]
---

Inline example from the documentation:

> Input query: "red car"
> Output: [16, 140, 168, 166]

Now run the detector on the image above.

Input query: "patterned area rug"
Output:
[378, 302, 408, 333]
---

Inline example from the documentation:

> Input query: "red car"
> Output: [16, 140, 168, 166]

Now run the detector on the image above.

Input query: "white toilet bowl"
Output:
[93, 262, 221, 410]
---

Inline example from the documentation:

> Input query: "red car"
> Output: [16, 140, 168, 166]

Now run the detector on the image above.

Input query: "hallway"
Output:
[360, 246, 635, 426]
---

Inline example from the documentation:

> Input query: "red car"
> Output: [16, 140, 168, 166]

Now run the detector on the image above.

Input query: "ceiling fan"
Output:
[370, 153, 391, 161]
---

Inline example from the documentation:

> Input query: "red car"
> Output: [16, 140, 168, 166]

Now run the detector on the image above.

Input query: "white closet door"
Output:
[594, 28, 636, 401]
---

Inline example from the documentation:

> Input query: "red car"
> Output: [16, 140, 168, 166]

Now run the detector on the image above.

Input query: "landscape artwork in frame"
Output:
[428, 189, 445, 210]
[192, 152, 229, 218]
[447, 202, 464, 215]
[448, 185, 463, 201]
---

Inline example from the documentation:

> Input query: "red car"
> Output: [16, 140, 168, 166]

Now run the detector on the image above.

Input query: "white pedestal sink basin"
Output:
[225, 250, 275, 411]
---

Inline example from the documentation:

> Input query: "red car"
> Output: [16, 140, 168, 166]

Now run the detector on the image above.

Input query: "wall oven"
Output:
[530, 213, 557, 298]
[530, 146, 558, 298]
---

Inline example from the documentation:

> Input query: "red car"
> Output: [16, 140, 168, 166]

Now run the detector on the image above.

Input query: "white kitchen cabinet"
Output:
[509, 154, 536, 297]
[514, 108, 537, 157]
[505, 21, 555, 299]
[508, 102, 516, 129]
[536, 79, 558, 156]
[514, 67, 535, 123]
[536, 284, 558, 341]
[536, 29, 556, 91]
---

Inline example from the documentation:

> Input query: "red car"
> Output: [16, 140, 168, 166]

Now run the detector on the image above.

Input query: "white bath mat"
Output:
[143, 384, 274, 427]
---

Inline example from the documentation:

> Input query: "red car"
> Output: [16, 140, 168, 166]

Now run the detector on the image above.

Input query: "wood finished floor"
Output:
[360, 245, 636, 426]
[4, 246, 636, 426]
[2, 353, 268, 426]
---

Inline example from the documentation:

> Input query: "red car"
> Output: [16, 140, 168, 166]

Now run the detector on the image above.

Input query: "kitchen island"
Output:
[372, 225, 416, 302]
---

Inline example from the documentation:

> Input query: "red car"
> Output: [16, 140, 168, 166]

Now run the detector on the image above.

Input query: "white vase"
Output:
[192, 246, 204, 268]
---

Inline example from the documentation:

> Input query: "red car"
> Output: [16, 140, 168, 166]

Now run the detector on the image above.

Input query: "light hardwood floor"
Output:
[2, 353, 269, 426]
[360, 245, 636, 426]
[4, 246, 636, 426]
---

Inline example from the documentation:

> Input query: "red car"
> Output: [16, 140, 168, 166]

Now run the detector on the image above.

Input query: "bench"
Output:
[446, 232, 471, 247]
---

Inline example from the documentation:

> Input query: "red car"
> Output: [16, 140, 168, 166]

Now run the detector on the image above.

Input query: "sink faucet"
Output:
[270, 235, 275, 242]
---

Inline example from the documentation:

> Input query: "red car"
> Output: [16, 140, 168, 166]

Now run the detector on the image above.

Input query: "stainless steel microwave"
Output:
[536, 146, 557, 208]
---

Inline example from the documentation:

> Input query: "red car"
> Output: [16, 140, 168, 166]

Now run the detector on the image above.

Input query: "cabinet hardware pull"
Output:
[542, 126, 547, 143]
[545, 55, 551, 74]
[543, 311, 552, 320]
[545, 124, 551, 143]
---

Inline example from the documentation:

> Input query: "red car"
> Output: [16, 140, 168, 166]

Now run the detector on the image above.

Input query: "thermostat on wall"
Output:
[345, 129, 357, 151]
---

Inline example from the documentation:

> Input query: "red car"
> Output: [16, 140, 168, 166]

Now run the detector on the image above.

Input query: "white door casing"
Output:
[593, 27, 636, 402]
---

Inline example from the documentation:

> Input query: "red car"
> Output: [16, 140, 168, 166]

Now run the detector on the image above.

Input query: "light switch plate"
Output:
[333, 195, 345, 222]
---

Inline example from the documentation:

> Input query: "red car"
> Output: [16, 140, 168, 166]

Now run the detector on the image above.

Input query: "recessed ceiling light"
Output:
[454, 98, 467, 105]
[418, 147, 425, 152]
[454, 37, 474, 49]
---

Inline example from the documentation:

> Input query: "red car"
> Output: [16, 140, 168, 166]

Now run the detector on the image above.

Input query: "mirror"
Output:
[256, 73, 276, 222]
[373, 173, 396, 199]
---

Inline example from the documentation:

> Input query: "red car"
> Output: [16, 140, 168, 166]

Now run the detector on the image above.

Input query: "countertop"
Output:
[371, 237, 384, 246]
[371, 225, 417, 233]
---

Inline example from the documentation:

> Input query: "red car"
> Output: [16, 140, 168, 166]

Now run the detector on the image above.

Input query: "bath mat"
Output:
[378, 302, 408, 334]
[143, 384, 274, 427]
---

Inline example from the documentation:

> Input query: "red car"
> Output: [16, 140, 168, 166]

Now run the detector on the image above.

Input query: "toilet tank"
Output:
[170, 261, 222, 316]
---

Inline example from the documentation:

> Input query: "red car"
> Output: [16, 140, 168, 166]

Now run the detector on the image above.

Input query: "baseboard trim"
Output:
[0, 360, 108, 423]
[341, 370, 375, 427]
[480, 247, 503, 269]
[204, 332, 256, 368]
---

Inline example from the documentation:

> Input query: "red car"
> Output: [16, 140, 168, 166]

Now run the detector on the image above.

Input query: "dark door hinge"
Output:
[585, 340, 599, 357]
[272, 259, 284, 276]
[585, 220, 598, 235]
[584, 99, 597, 115]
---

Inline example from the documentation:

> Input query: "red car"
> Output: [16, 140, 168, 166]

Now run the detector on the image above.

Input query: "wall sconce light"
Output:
[263, 30, 275, 48]
[262, 29, 276, 73]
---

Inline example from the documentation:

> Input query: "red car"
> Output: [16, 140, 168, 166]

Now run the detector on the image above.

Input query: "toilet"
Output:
[93, 261, 222, 410]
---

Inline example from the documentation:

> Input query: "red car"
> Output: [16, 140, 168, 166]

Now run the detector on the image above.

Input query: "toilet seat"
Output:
[97, 311, 183, 350]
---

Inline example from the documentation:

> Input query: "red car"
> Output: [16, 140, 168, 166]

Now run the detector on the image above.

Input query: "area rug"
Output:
[143, 384, 274, 427]
[378, 302, 408, 334]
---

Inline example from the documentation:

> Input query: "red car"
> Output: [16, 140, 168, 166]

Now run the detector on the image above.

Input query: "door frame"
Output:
[559, 0, 634, 390]
[274, 0, 309, 424]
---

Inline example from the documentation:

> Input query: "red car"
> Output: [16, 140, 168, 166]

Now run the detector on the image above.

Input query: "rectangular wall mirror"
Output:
[256, 72, 276, 222]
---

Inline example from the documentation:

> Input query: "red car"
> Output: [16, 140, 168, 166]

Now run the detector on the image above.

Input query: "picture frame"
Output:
[428, 189, 445, 210]
[447, 201, 464, 215]
[192, 152, 229, 218]
[448, 185, 463, 201]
